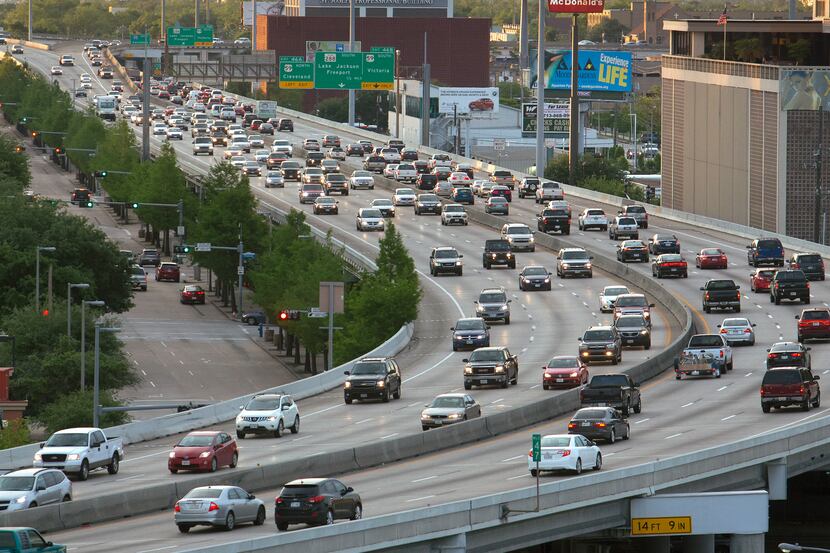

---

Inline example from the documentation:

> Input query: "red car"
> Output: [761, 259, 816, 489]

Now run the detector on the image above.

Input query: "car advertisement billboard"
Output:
[529, 50, 632, 92]
[438, 87, 500, 115]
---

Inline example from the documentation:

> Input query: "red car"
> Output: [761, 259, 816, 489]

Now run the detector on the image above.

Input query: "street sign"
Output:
[313, 51, 394, 91]
[237, 266, 245, 275]
[177, 225, 185, 236]
[256, 100, 278, 119]
[308, 311, 328, 318]
[167, 25, 213, 47]
[493, 138, 506, 151]
[130, 34, 150, 45]
[370, 46, 395, 53]
[195, 242, 212, 252]
[531, 433, 541, 463]
[631, 516, 692, 536]
[279, 58, 314, 89]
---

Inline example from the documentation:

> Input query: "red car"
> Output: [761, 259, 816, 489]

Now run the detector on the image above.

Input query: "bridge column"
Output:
[680, 534, 714, 553]
[729, 533, 764, 553]
[430, 532, 465, 553]
[639, 536, 670, 553]
[767, 458, 787, 500]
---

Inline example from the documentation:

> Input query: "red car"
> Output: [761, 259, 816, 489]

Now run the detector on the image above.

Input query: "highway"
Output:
[9, 43, 830, 551]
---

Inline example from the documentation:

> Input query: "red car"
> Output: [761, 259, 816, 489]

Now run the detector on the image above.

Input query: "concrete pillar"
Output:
[638, 536, 671, 553]
[767, 458, 788, 500]
[690, 31, 705, 57]
[730, 534, 764, 553]
[681, 534, 714, 553]
[430, 533, 465, 553]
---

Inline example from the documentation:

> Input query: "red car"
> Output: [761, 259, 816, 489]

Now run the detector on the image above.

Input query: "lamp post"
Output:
[780, 545, 830, 553]
[35, 246, 56, 314]
[395, 49, 401, 139]
[0, 335, 15, 369]
[81, 301, 105, 390]
[93, 324, 121, 427]
[67, 283, 90, 338]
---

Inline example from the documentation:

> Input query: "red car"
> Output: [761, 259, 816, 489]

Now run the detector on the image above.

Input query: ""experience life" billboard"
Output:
[530, 50, 632, 93]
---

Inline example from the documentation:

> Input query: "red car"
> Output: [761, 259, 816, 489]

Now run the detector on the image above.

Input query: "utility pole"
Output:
[815, 105, 824, 244]
[519, 0, 529, 70]
[534, 0, 545, 178]
[568, 15, 580, 185]
[27, 0, 32, 42]
[195, 0, 200, 26]
[421, 33, 430, 147]
[142, 26, 150, 161]
[347, 0, 356, 126]
[453, 104, 460, 154]
[395, 49, 401, 138]
[237, 240, 244, 318]
[251, 0, 256, 48]
[162, 0, 168, 75]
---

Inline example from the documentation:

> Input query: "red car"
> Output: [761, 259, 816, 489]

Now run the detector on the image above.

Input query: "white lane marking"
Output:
[490, 398, 504, 405]
[767, 314, 774, 319]
[716, 386, 728, 392]
[404, 351, 455, 383]
[407, 401, 421, 408]
[665, 433, 683, 440]
[380, 433, 399, 440]
[122, 450, 171, 464]
[501, 455, 524, 462]
[721, 414, 737, 421]
[530, 383, 541, 389]
[305, 403, 344, 417]
[634, 418, 650, 424]
[137, 547, 178, 553]
[160, 341, 168, 348]
[411, 475, 438, 483]
[507, 473, 528, 480]
[115, 473, 146, 482]
[745, 372, 753, 377]
[354, 418, 373, 425]
[149, 381, 156, 388]
[187, 370, 194, 376]
[140, 369, 147, 376]
[405, 495, 436, 502]
[528, 314, 533, 320]
[681, 402, 694, 408]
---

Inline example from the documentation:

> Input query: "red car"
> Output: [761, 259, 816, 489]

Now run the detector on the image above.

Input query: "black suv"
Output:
[306, 152, 325, 167]
[416, 173, 438, 191]
[463, 346, 518, 389]
[766, 341, 811, 370]
[71, 188, 91, 205]
[343, 357, 402, 403]
[614, 314, 651, 349]
[578, 326, 623, 364]
[770, 270, 810, 305]
[275, 478, 361, 530]
[278, 118, 294, 131]
[789, 253, 825, 281]
[483, 239, 515, 269]
[537, 208, 570, 234]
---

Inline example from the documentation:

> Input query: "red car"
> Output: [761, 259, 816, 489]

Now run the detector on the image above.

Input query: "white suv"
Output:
[236, 394, 300, 439]
[501, 223, 535, 252]
[0, 468, 72, 510]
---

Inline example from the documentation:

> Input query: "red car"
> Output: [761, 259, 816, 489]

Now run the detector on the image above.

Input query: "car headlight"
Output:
[447, 413, 462, 419]
[376, 380, 385, 387]
[66, 454, 81, 461]
[344, 381, 351, 389]
[606, 343, 617, 349]
[199, 451, 211, 458]
[644, 312, 651, 318]
[14, 496, 27, 504]
[421, 413, 431, 420]
[455, 261, 462, 266]
[641, 330, 649, 335]
[506, 253, 512, 258]
[464, 366, 473, 374]
[529, 236, 535, 242]
[34, 453, 41, 461]
[302, 192, 309, 196]
[169, 451, 176, 458]
[586, 263, 592, 269]
[544, 277, 550, 282]
[267, 416, 278, 421]
[562, 263, 570, 269]
[495, 365, 505, 373]
[491, 253, 497, 259]
[474, 334, 485, 339]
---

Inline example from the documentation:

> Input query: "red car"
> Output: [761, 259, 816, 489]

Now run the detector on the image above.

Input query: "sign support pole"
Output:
[347, 0, 356, 126]
[534, 0, 545, 177]
[569, 14, 580, 185]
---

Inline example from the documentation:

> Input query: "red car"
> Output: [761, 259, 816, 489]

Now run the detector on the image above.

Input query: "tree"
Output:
[734, 38, 763, 63]
[545, 152, 628, 185]
[35, 390, 129, 433]
[633, 88, 661, 138]
[587, 18, 629, 44]
[317, 97, 348, 122]
[788, 39, 811, 65]
[0, 134, 31, 187]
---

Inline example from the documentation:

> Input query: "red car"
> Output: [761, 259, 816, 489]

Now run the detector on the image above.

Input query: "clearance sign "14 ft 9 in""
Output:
[548, 0, 604, 13]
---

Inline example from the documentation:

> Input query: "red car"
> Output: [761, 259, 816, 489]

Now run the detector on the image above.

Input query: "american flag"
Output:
[717, 7, 728, 25]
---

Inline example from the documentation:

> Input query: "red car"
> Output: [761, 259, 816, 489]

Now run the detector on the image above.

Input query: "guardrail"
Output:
[4, 38, 51, 51]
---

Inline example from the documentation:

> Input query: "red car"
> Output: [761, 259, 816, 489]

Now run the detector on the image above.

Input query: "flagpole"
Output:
[723, 17, 726, 60]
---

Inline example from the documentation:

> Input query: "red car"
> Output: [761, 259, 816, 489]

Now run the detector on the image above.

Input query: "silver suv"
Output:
[556, 248, 593, 278]
[0, 468, 72, 510]
[609, 216, 640, 240]
[429, 247, 463, 276]
[500, 223, 535, 252]
[475, 287, 511, 324]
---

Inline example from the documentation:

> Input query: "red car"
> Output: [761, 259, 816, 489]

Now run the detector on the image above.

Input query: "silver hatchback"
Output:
[0, 468, 72, 511]
[174, 485, 266, 533]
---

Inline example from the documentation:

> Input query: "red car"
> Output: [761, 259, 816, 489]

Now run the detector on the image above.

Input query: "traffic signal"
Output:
[181, 245, 191, 253]
[30, 131, 38, 139]
[41, 309, 49, 317]
[278, 310, 289, 321]
[79, 200, 93, 208]
[54, 147, 63, 155]
[14, 145, 24, 153]
[130, 202, 139, 209]
[94, 171, 108, 177]
[20, 117, 28, 124]
[289, 310, 301, 320]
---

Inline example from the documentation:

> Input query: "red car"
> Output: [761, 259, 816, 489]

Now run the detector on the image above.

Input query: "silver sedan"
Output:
[421, 393, 481, 430]
[717, 317, 756, 346]
[174, 485, 266, 533]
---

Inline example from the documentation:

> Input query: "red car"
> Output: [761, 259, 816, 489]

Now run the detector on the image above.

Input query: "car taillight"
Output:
[174, 502, 181, 512]
[744, 328, 752, 333]
[760, 387, 766, 396]
[276, 497, 284, 504]
[720, 328, 727, 334]
[792, 353, 801, 357]
[705, 292, 710, 300]
[768, 353, 776, 359]
[561, 449, 571, 457]
[799, 386, 806, 394]
[208, 502, 219, 511]
[567, 422, 576, 429]
[720, 350, 724, 358]
[792, 263, 800, 269]
[594, 422, 606, 428]
[307, 495, 325, 504]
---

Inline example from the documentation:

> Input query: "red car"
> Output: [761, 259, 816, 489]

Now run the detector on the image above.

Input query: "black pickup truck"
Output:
[483, 239, 515, 269]
[701, 279, 741, 313]
[536, 208, 570, 235]
[579, 374, 641, 416]
[771, 269, 810, 305]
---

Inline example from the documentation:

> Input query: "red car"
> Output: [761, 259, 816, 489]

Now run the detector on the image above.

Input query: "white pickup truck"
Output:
[394, 163, 417, 183]
[33, 427, 124, 481]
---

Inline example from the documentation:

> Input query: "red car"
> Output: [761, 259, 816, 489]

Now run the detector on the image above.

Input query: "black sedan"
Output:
[567, 407, 630, 444]
[518, 266, 552, 291]
[346, 144, 364, 156]
[648, 233, 681, 255]
[652, 253, 688, 278]
[275, 478, 361, 530]
[616, 240, 649, 263]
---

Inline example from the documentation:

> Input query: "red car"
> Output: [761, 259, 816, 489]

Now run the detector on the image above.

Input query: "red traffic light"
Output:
[279, 310, 289, 321]
[41, 309, 49, 317]
[54, 147, 63, 155]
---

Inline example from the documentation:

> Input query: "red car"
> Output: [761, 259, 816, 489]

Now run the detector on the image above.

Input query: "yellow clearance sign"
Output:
[631, 516, 692, 536]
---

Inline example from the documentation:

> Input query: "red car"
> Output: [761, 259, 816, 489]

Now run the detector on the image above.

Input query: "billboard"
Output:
[522, 102, 570, 136]
[780, 69, 830, 111]
[438, 87, 500, 115]
[304, 0, 448, 7]
[530, 50, 632, 93]
[547, 0, 604, 13]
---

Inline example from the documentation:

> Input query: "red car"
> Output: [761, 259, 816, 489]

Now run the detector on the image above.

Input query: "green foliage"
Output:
[587, 18, 629, 44]
[0, 419, 31, 449]
[317, 97, 348, 123]
[497, 82, 527, 109]
[787, 39, 811, 65]
[0, 134, 30, 187]
[545, 152, 628, 185]
[580, 175, 645, 202]
[734, 38, 763, 63]
[35, 390, 129, 433]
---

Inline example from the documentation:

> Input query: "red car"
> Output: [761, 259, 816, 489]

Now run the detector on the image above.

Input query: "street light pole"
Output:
[395, 49, 401, 139]
[347, 0, 356, 126]
[35, 246, 56, 314]
[81, 300, 105, 391]
[67, 283, 90, 338]
[28, 0, 32, 42]
[93, 324, 120, 427]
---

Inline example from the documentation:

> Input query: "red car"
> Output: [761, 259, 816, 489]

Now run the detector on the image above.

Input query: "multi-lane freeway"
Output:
[8, 43, 830, 551]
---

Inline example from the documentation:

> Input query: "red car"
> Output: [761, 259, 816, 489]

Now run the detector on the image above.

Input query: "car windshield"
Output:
[573, 409, 608, 420]
[757, 270, 776, 278]
[798, 254, 822, 263]
[354, 171, 372, 178]
[524, 267, 548, 276]
[396, 189, 414, 195]
[373, 199, 392, 206]
[305, 169, 322, 175]
[625, 206, 646, 213]
[266, 171, 282, 177]
[429, 397, 465, 408]
[487, 241, 510, 251]
[419, 195, 438, 202]
[722, 318, 750, 327]
[177, 435, 214, 447]
[583, 330, 614, 341]
[654, 235, 674, 241]
[469, 350, 504, 362]
[618, 217, 637, 225]
[707, 280, 737, 289]
[445, 205, 463, 212]
[131, 267, 144, 276]
[802, 311, 830, 321]
[245, 398, 279, 410]
[660, 254, 682, 262]
[45, 433, 88, 447]
[479, 293, 506, 303]
[435, 250, 458, 259]
[490, 197, 507, 204]
[545, 209, 569, 217]
[777, 271, 806, 281]
[506, 227, 530, 235]
[615, 295, 646, 307]
[622, 241, 644, 248]
[688, 335, 724, 347]
[586, 209, 604, 216]
[455, 319, 484, 331]
[701, 249, 722, 255]
[763, 370, 801, 385]
[185, 488, 223, 499]
[541, 437, 571, 448]
[616, 316, 645, 328]
[561, 251, 587, 260]
[361, 209, 382, 218]
[0, 476, 34, 491]
[317, 198, 336, 204]
[352, 362, 386, 375]
[546, 357, 578, 368]
[758, 239, 781, 249]
[280, 485, 319, 497]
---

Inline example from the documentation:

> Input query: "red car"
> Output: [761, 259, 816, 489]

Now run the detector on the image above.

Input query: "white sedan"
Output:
[165, 127, 183, 140]
[50, 66, 63, 75]
[527, 434, 601, 476]
[349, 170, 375, 190]
[599, 285, 630, 313]
[327, 147, 346, 161]
[717, 317, 756, 346]
[230, 156, 247, 168]
[392, 187, 417, 206]
[578, 208, 609, 231]
[152, 124, 168, 136]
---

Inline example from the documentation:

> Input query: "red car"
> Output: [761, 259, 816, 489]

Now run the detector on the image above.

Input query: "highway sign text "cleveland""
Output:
[548, 0, 604, 13]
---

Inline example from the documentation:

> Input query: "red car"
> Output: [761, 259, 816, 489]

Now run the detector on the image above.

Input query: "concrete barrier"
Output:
[5, 38, 51, 51]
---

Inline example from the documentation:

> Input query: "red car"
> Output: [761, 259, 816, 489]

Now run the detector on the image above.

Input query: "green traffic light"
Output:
[130, 202, 139, 209]
[85, 201, 94, 208]
[183, 246, 191, 253]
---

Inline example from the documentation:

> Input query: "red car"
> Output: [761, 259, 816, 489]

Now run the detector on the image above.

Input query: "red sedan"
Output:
[180, 285, 206, 304]
[542, 356, 589, 389]
[168, 431, 238, 473]
[469, 97, 495, 111]
[750, 269, 776, 292]
[695, 248, 728, 269]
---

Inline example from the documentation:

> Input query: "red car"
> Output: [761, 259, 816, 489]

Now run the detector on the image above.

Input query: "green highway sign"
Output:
[313, 51, 394, 91]
[531, 433, 541, 463]
[130, 34, 150, 45]
[167, 25, 213, 47]
[370, 46, 394, 53]
[279, 57, 314, 89]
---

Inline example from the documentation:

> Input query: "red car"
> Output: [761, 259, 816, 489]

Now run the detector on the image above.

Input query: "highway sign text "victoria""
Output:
[548, 0, 604, 13]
